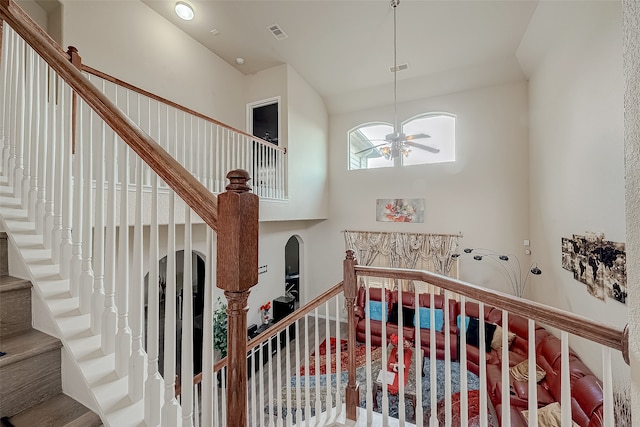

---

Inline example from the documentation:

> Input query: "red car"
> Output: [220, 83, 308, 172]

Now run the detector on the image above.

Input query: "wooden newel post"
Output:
[216, 169, 259, 427]
[66, 46, 81, 154]
[344, 250, 360, 421]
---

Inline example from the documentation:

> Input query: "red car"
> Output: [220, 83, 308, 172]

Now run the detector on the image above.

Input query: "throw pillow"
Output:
[367, 301, 388, 322]
[389, 302, 400, 324]
[490, 325, 517, 351]
[510, 359, 546, 382]
[389, 303, 416, 326]
[521, 402, 579, 427]
[456, 315, 471, 331]
[465, 317, 497, 352]
[415, 307, 444, 332]
[401, 306, 416, 326]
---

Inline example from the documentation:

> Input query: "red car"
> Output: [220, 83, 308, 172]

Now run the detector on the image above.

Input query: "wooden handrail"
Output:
[82, 64, 286, 153]
[246, 281, 344, 352]
[0, 0, 219, 231]
[179, 281, 345, 397]
[355, 265, 627, 355]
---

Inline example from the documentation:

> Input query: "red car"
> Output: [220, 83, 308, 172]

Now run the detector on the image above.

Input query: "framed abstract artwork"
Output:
[376, 198, 424, 223]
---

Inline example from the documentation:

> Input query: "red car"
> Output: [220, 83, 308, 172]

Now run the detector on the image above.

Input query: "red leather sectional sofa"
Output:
[353, 287, 605, 426]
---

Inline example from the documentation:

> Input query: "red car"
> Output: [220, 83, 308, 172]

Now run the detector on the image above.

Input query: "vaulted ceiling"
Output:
[142, 1, 540, 113]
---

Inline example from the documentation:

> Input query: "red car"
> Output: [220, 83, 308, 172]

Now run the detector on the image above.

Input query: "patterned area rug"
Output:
[268, 344, 497, 424]
[299, 343, 381, 376]
[366, 356, 487, 422]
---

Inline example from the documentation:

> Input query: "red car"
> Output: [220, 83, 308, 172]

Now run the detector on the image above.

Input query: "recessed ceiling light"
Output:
[175, 2, 194, 21]
[236, 57, 245, 65]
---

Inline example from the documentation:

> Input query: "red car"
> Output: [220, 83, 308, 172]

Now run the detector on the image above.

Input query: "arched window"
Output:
[348, 113, 455, 170]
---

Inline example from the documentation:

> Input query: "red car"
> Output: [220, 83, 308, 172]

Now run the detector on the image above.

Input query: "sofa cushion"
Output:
[459, 302, 502, 324]
[572, 375, 603, 421]
[512, 380, 555, 405]
[415, 307, 444, 331]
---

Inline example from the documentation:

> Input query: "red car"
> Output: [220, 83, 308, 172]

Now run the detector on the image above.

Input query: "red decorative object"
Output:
[390, 334, 399, 348]
[386, 346, 412, 394]
[259, 301, 271, 324]
[259, 301, 271, 312]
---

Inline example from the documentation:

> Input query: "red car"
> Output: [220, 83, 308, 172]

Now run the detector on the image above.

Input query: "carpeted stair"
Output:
[0, 232, 102, 426]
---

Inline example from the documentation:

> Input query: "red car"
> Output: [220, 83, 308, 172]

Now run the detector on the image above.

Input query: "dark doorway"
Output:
[285, 236, 300, 306]
[145, 250, 206, 377]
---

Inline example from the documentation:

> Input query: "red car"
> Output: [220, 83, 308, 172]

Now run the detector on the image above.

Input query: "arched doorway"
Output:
[145, 250, 206, 376]
[285, 235, 301, 307]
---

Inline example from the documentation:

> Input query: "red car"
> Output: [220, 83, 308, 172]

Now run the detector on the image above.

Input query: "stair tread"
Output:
[0, 275, 31, 292]
[0, 329, 61, 368]
[6, 393, 102, 427]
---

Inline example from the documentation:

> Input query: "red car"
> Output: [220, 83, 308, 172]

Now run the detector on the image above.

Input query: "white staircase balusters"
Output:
[20, 46, 33, 209]
[5, 28, 17, 180]
[51, 75, 68, 263]
[200, 227, 214, 427]
[43, 66, 57, 248]
[79, 101, 94, 314]
[561, 331, 572, 426]
[0, 24, 11, 173]
[11, 34, 24, 194]
[115, 140, 132, 378]
[144, 125, 163, 427]
[500, 309, 511, 426]
[101, 126, 118, 355]
[478, 302, 488, 427]
[602, 347, 614, 426]
[527, 318, 538, 427]
[162, 190, 181, 426]
[91, 93, 106, 335]
[34, 59, 49, 233]
[69, 93, 83, 298]
[129, 156, 146, 401]
[334, 297, 342, 421]
[313, 307, 321, 419]
[59, 80, 73, 279]
[26, 49, 39, 220]
[444, 291, 452, 426]
[413, 284, 424, 425]
[181, 209, 194, 427]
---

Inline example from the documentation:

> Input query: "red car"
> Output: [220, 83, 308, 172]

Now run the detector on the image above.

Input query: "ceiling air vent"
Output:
[390, 63, 409, 73]
[267, 24, 288, 40]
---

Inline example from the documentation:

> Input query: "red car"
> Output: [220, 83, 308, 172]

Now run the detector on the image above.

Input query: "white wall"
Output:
[522, 1, 627, 377]
[306, 81, 531, 298]
[59, 0, 246, 128]
[246, 65, 330, 221]
[16, 0, 47, 30]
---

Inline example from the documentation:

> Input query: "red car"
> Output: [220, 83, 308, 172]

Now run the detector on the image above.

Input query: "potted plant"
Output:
[213, 297, 228, 359]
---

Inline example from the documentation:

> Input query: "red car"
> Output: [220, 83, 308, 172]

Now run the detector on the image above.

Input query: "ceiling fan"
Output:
[355, 0, 439, 161]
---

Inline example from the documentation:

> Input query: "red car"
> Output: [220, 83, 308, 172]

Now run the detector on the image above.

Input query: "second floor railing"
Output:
[172, 250, 629, 426]
[78, 63, 287, 201]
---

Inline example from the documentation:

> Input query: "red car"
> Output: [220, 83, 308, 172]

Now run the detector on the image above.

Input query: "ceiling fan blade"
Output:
[404, 133, 431, 141]
[404, 140, 440, 153]
[354, 142, 389, 156]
